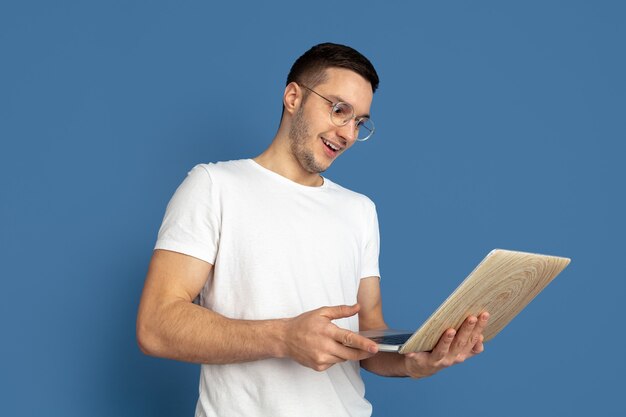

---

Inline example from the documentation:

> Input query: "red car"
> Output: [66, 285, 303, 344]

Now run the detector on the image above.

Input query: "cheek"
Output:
[300, 112, 337, 140]
[305, 113, 332, 135]
[318, 124, 342, 138]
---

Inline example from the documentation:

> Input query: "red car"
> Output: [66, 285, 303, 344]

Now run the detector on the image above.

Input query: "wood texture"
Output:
[398, 249, 570, 353]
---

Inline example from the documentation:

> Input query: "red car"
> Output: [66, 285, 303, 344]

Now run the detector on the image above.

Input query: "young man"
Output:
[137, 43, 489, 417]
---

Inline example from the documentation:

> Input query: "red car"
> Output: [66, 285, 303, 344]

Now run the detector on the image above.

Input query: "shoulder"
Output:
[189, 159, 253, 184]
[192, 159, 250, 176]
[324, 178, 377, 213]
[171, 160, 253, 200]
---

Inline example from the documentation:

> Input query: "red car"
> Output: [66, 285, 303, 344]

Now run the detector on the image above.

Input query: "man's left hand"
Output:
[403, 312, 490, 378]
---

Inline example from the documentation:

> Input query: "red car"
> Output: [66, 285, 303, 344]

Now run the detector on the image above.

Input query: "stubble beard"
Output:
[289, 106, 327, 174]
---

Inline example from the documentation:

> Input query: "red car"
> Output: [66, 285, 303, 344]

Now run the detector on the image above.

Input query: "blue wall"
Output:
[1, 1, 624, 415]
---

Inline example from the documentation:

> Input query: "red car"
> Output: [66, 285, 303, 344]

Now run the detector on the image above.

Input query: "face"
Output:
[288, 68, 374, 174]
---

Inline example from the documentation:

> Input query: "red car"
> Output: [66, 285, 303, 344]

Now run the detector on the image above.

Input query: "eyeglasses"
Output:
[300, 84, 375, 141]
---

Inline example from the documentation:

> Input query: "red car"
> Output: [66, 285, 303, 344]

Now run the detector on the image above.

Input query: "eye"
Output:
[333, 103, 352, 117]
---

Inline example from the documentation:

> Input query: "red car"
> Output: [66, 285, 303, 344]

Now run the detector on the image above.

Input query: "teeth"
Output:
[323, 139, 340, 151]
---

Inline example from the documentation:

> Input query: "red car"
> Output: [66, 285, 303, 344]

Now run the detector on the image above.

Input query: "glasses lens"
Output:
[329, 101, 375, 141]
[356, 118, 375, 141]
[330, 102, 354, 126]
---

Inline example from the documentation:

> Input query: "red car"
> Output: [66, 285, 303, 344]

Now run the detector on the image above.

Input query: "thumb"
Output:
[321, 304, 360, 320]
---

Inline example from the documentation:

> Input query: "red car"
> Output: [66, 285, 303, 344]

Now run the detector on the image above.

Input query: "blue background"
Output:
[1, 1, 624, 416]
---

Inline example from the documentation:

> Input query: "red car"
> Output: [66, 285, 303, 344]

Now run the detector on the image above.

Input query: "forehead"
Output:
[314, 67, 374, 115]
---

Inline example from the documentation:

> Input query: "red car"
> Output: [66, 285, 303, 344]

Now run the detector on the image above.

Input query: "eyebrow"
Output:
[328, 94, 371, 119]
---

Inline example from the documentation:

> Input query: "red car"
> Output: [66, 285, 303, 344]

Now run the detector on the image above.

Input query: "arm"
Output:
[357, 276, 409, 376]
[357, 277, 490, 378]
[136, 249, 378, 369]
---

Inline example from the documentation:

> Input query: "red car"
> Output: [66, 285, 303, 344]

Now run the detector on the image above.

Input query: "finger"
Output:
[310, 354, 345, 372]
[474, 312, 490, 334]
[471, 335, 485, 355]
[331, 343, 376, 362]
[449, 316, 477, 355]
[321, 304, 360, 320]
[431, 328, 456, 361]
[334, 328, 378, 354]
[468, 312, 489, 346]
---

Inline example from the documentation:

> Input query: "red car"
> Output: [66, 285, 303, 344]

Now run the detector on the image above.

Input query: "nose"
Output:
[337, 118, 357, 143]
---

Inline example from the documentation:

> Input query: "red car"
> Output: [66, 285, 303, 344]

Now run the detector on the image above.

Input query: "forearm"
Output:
[360, 352, 411, 378]
[137, 299, 287, 364]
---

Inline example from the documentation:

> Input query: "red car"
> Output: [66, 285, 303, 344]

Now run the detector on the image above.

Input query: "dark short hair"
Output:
[286, 43, 379, 93]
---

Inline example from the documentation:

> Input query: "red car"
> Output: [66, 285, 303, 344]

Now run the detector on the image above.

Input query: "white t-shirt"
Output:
[155, 159, 380, 417]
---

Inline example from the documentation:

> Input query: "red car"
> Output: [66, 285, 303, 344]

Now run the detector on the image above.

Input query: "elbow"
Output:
[136, 314, 162, 357]
[136, 325, 152, 356]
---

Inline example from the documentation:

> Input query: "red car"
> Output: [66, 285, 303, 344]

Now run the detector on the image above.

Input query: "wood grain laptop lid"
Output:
[398, 249, 570, 353]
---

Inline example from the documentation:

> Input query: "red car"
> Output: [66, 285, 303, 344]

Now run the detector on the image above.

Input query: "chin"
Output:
[314, 154, 335, 173]
[308, 163, 329, 175]
[295, 148, 329, 174]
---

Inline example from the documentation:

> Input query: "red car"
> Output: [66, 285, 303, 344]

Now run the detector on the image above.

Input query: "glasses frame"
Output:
[299, 84, 375, 142]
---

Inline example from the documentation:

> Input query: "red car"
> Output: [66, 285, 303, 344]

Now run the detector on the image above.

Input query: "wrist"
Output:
[402, 353, 425, 379]
[268, 318, 290, 359]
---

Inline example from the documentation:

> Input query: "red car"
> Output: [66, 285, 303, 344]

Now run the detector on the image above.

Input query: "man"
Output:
[137, 43, 489, 417]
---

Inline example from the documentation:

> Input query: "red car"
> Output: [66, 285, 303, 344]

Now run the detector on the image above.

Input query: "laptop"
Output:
[359, 249, 570, 353]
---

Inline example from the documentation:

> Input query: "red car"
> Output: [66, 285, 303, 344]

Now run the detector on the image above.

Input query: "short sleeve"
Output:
[154, 165, 220, 264]
[360, 202, 380, 279]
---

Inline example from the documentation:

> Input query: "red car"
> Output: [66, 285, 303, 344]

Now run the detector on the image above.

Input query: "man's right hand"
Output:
[281, 304, 379, 372]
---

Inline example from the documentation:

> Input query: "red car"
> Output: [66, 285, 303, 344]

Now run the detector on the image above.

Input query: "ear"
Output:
[283, 82, 302, 116]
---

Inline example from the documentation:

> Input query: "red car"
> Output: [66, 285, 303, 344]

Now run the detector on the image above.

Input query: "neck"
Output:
[254, 127, 323, 187]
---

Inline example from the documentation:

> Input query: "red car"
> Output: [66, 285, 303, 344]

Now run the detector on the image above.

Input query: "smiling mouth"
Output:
[322, 138, 342, 152]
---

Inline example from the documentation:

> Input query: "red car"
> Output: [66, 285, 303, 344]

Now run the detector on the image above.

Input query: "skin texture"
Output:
[136, 67, 489, 377]
[288, 105, 321, 174]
